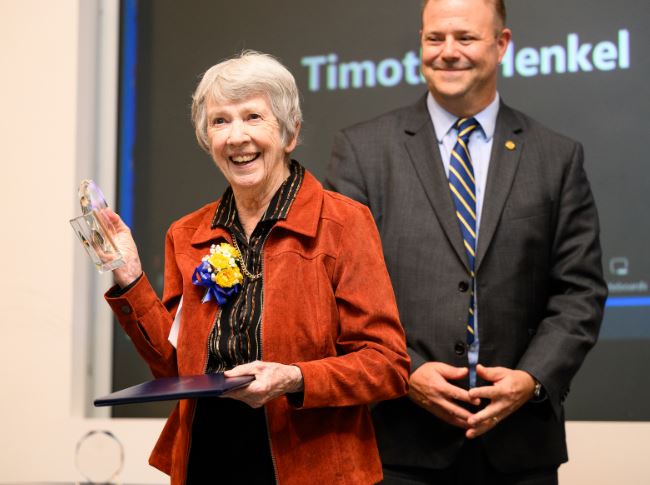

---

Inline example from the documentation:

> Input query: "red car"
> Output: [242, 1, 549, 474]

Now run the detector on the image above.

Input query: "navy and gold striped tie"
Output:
[449, 117, 479, 344]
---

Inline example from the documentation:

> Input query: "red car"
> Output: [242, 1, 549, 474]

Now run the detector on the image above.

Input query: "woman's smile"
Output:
[229, 152, 260, 165]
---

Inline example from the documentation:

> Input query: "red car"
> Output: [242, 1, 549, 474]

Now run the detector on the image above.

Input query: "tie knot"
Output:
[455, 117, 479, 142]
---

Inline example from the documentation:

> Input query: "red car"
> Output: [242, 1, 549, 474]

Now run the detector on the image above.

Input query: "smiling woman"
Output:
[191, 53, 304, 238]
[102, 50, 410, 484]
[204, 95, 294, 236]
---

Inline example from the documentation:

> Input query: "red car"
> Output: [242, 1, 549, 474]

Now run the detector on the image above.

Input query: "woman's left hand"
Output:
[223, 361, 304, 408]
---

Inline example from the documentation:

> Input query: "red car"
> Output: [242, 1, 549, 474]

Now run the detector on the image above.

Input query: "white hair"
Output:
[191, 50, 302, 152]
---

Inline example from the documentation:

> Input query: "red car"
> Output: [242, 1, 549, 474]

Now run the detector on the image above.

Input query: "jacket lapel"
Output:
[404, 97, 470, 271]
[274, 171, 322, 238]
[190, 205, 231, 246]
[189, 170, 322, 249]
[475, 103, 524, 271]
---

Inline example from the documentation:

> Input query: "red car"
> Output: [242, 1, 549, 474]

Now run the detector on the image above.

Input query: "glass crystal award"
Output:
[69, 180, 125, 273]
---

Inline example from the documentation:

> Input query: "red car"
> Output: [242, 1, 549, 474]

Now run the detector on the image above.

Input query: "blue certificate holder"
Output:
[94, 374, 254, 407]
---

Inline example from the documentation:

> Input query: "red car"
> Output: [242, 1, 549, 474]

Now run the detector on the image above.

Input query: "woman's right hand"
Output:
[103, 208, 143, 288]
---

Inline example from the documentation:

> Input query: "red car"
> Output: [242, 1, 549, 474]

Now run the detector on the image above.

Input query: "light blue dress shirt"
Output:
[426, 92, 501, 387]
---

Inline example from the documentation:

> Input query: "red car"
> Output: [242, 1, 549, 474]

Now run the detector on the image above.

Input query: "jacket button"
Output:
[121, 305, 132, 315]
[458, 281, 469, 292]
[454, 341, 467, 356]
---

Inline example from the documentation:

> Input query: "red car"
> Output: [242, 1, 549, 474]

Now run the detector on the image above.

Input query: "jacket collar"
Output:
[274, 170, 322, 238]
[190, 168, 322, 246]
[403, 95, 471, 271]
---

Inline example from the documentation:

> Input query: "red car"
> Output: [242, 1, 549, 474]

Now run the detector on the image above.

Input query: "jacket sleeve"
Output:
[295, 203, 410, 409]
[516, 142, 607, 417]
[105, 227, 183, 378]
[326, 129, 428, 372]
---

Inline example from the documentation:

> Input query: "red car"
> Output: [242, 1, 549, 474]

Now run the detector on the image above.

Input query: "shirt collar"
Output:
[426, 92, 500, 142]
[210, 160, 305, 230]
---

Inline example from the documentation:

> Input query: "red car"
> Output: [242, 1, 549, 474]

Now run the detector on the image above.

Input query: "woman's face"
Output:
[205, 94, 296, 196]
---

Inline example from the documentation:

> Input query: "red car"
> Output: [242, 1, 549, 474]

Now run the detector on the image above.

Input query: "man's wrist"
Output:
[518, 370, 544, 402]
[530, 376, 546, 402]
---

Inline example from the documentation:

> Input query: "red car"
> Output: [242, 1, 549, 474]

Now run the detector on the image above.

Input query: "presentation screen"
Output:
[112, 0, 650, 419]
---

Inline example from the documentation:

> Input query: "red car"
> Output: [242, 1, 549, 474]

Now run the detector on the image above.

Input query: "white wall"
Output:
[0, 0, 646, 483]
[0, 0, 166, 482]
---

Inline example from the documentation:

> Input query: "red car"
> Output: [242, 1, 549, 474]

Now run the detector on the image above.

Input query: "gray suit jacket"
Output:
[326, 95, 607, 472]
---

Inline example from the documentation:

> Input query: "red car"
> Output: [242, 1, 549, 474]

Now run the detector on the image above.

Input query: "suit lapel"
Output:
[475, 103, 524, 271]
[404, 97, 470, 271]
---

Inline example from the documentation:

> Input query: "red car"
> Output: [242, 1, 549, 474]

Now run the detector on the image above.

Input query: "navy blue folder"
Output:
[94, 374, 255, 407]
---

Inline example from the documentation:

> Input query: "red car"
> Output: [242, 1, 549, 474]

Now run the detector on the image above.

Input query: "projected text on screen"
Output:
[301, 29, 630, 91]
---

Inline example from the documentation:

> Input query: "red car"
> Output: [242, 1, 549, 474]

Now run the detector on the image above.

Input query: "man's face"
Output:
[420, 0, 511, 116]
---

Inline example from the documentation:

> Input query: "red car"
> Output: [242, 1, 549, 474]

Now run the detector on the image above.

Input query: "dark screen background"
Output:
[112, 0, 650, 419]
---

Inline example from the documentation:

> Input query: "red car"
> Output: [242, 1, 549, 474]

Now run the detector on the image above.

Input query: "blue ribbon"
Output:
[192, 261, 240, 305]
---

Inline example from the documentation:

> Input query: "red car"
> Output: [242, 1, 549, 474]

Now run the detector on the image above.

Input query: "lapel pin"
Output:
[505, 140, 516, 151]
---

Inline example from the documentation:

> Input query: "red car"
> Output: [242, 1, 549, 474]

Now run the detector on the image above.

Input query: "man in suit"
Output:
[326, 0, 607, 483]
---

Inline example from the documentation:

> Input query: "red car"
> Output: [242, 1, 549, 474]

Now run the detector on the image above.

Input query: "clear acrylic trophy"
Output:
[69, 180, 125, 273]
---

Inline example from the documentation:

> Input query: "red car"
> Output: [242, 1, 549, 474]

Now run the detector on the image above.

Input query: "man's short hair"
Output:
[421, 0, 507, 28]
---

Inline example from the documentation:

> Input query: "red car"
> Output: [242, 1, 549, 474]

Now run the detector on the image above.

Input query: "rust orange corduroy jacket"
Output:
[106, 170, 410, 484]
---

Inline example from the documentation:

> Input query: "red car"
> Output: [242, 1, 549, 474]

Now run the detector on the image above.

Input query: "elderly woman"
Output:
[104, 51, 409, 484]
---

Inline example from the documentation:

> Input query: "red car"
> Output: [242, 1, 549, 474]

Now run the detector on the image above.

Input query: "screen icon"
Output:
[609, 257, 629, 276]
